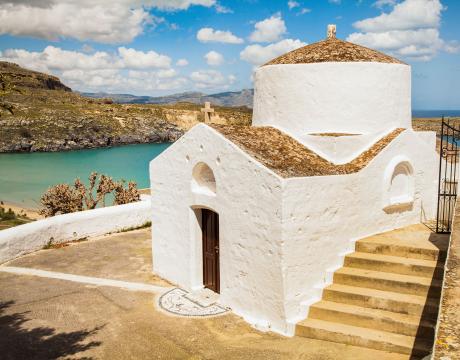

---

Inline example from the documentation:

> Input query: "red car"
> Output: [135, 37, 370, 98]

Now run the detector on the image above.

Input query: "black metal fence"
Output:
[436, 118, 460, 233]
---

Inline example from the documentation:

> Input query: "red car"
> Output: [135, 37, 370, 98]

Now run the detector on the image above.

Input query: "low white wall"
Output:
[0, 200, 151, 264]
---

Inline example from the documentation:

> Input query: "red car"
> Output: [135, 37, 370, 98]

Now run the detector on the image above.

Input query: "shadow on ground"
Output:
[411, 231, 449, 359]
[0, 301, 103, 360]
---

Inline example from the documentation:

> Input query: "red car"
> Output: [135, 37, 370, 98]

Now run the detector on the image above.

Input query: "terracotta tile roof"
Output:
[210, 124, 405, 178]
[264, 38, 405, 66]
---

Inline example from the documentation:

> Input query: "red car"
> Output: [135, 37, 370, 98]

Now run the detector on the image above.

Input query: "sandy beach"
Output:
[0, 200, 42, 220]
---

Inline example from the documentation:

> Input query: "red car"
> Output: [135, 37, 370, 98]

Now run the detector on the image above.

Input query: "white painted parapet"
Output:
[0, 200, 151, 264]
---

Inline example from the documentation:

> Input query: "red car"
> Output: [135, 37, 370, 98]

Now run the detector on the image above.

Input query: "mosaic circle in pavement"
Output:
[158, 288, 228, 317]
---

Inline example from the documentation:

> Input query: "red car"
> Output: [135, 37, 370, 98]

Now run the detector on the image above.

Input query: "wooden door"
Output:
[202, 209, 219, 293]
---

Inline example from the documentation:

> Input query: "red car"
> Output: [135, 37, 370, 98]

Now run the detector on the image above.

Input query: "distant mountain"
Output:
[0, 61, 251, 153]
[82, 89, 255, 108]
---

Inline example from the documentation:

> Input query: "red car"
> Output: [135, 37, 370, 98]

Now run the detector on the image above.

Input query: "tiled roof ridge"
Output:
[264, 38, 405, 66]
[209, 124, 405, 178]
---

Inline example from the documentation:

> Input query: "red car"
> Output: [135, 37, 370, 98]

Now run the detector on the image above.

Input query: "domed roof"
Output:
[264, 37, 405, 66]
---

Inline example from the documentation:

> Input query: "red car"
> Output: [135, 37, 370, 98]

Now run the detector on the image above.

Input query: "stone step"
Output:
[308, 300, 435, 338]
[296, 318, 431, 356]
[333, 267, 442, 297]
[344, 252, 444, 279]
[322, 283, 439, 317]
[356, 238, 447, 261]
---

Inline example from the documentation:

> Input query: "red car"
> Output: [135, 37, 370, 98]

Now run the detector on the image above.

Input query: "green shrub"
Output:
[0, 206, 17, 221]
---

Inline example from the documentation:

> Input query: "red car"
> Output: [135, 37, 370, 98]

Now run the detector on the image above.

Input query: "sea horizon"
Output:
[412, 110, 460, 118]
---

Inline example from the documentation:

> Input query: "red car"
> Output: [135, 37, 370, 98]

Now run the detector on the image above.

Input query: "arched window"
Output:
[192, 162, 216, 196]
[383, 156, 414, 210]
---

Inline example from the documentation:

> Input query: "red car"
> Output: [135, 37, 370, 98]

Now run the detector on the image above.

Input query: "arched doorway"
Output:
[201, 208, 220, 293]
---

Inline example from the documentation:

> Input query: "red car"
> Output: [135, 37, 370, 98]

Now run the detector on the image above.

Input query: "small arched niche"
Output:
[192, 162, 216, 196]
[383, 156, 414, 211]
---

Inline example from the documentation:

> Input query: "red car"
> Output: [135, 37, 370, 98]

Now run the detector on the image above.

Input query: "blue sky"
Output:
[0, 0, 459, 109]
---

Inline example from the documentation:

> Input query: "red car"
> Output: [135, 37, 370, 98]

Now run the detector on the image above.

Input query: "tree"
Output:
[114, 180, 140, 205]
[39, 184, 84, 217]
[39, 172, 140, 217]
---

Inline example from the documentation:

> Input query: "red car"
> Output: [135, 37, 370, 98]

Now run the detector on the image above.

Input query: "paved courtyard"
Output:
[0, 228, 411, 359]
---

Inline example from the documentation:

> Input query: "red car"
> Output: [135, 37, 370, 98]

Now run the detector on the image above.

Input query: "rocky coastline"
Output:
[1, 127, 183, 153]
[0, 61, 251, 153]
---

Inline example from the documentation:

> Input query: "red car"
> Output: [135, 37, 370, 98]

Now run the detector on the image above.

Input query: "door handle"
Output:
[215, 246, 219, 254]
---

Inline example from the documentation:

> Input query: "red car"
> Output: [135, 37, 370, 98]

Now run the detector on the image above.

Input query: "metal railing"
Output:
[436, 117, 460, 233]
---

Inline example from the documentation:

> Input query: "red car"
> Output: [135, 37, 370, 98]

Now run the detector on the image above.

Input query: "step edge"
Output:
[346, 252, 441, 267]
[324, 284, 439, 305]
[356, 241, 448, 253]
[335, 267, 443, 286]
[310, 301, 436, 327]
[296, 318, 419, 347]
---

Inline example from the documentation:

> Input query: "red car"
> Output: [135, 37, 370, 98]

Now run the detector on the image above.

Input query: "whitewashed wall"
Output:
[280, 130, 438, 333]
[253, 62, 411, 136]
[0, 200, 151, 264]
[150, 124, 288, 333]
[150, 124, 438, 336]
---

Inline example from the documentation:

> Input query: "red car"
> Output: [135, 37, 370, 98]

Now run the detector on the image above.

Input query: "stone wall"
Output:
[433, 200, 460, 359]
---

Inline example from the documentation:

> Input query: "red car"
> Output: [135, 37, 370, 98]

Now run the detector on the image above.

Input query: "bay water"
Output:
[0, 143, 170, 208]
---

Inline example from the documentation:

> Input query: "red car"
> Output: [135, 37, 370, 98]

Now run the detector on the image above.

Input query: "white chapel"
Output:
[149, 26, 438, 337]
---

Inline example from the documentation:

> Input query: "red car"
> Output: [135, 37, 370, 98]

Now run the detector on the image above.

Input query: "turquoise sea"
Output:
[0, 143, 170, 208]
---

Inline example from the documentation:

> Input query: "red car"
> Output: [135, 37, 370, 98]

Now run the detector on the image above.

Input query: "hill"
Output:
[82, 89, 255, 108]
[0, 62, 252, 152]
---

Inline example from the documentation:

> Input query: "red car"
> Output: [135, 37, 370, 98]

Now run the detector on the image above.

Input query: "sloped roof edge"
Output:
[209, 124, 405, 178]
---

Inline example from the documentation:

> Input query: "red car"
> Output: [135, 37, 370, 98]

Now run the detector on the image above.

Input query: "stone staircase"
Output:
[296, 224, 449, 357]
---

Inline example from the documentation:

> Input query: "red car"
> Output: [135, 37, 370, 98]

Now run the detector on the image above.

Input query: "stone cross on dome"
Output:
[201, 101, 214, 122]
[327, 24, 336, 39]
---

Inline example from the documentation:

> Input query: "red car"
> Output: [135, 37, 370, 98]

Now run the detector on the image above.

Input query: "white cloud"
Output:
[143, 0, 216, 10]
[347, 0, 458, 61]
[249, 14, 287, 43]
[288, 1, 300, 9]
[196, 27, 244, 44]
[354, 0, 442, 32]
[190, 69, 235, 89]
[298, 8, 311, 15]
[1, 46, 115, 72]
[215, 3, 233, 13]
[348, 28, 451, 60]
[0, 45, 190, 94]
[118, 47, 171, 69]
[0, 3, 148, 44]
[205, 51, 224, 66]
[240, 38, 306, 66]
[129, 68, 177, 79]
[373, 0, 398, 8]
[1, 45, 172, 72]
[0, 0, 216, 44]
[329, 0, 341, 4]
[287, 1, 311, 15]
[176, 58, 189, 66]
